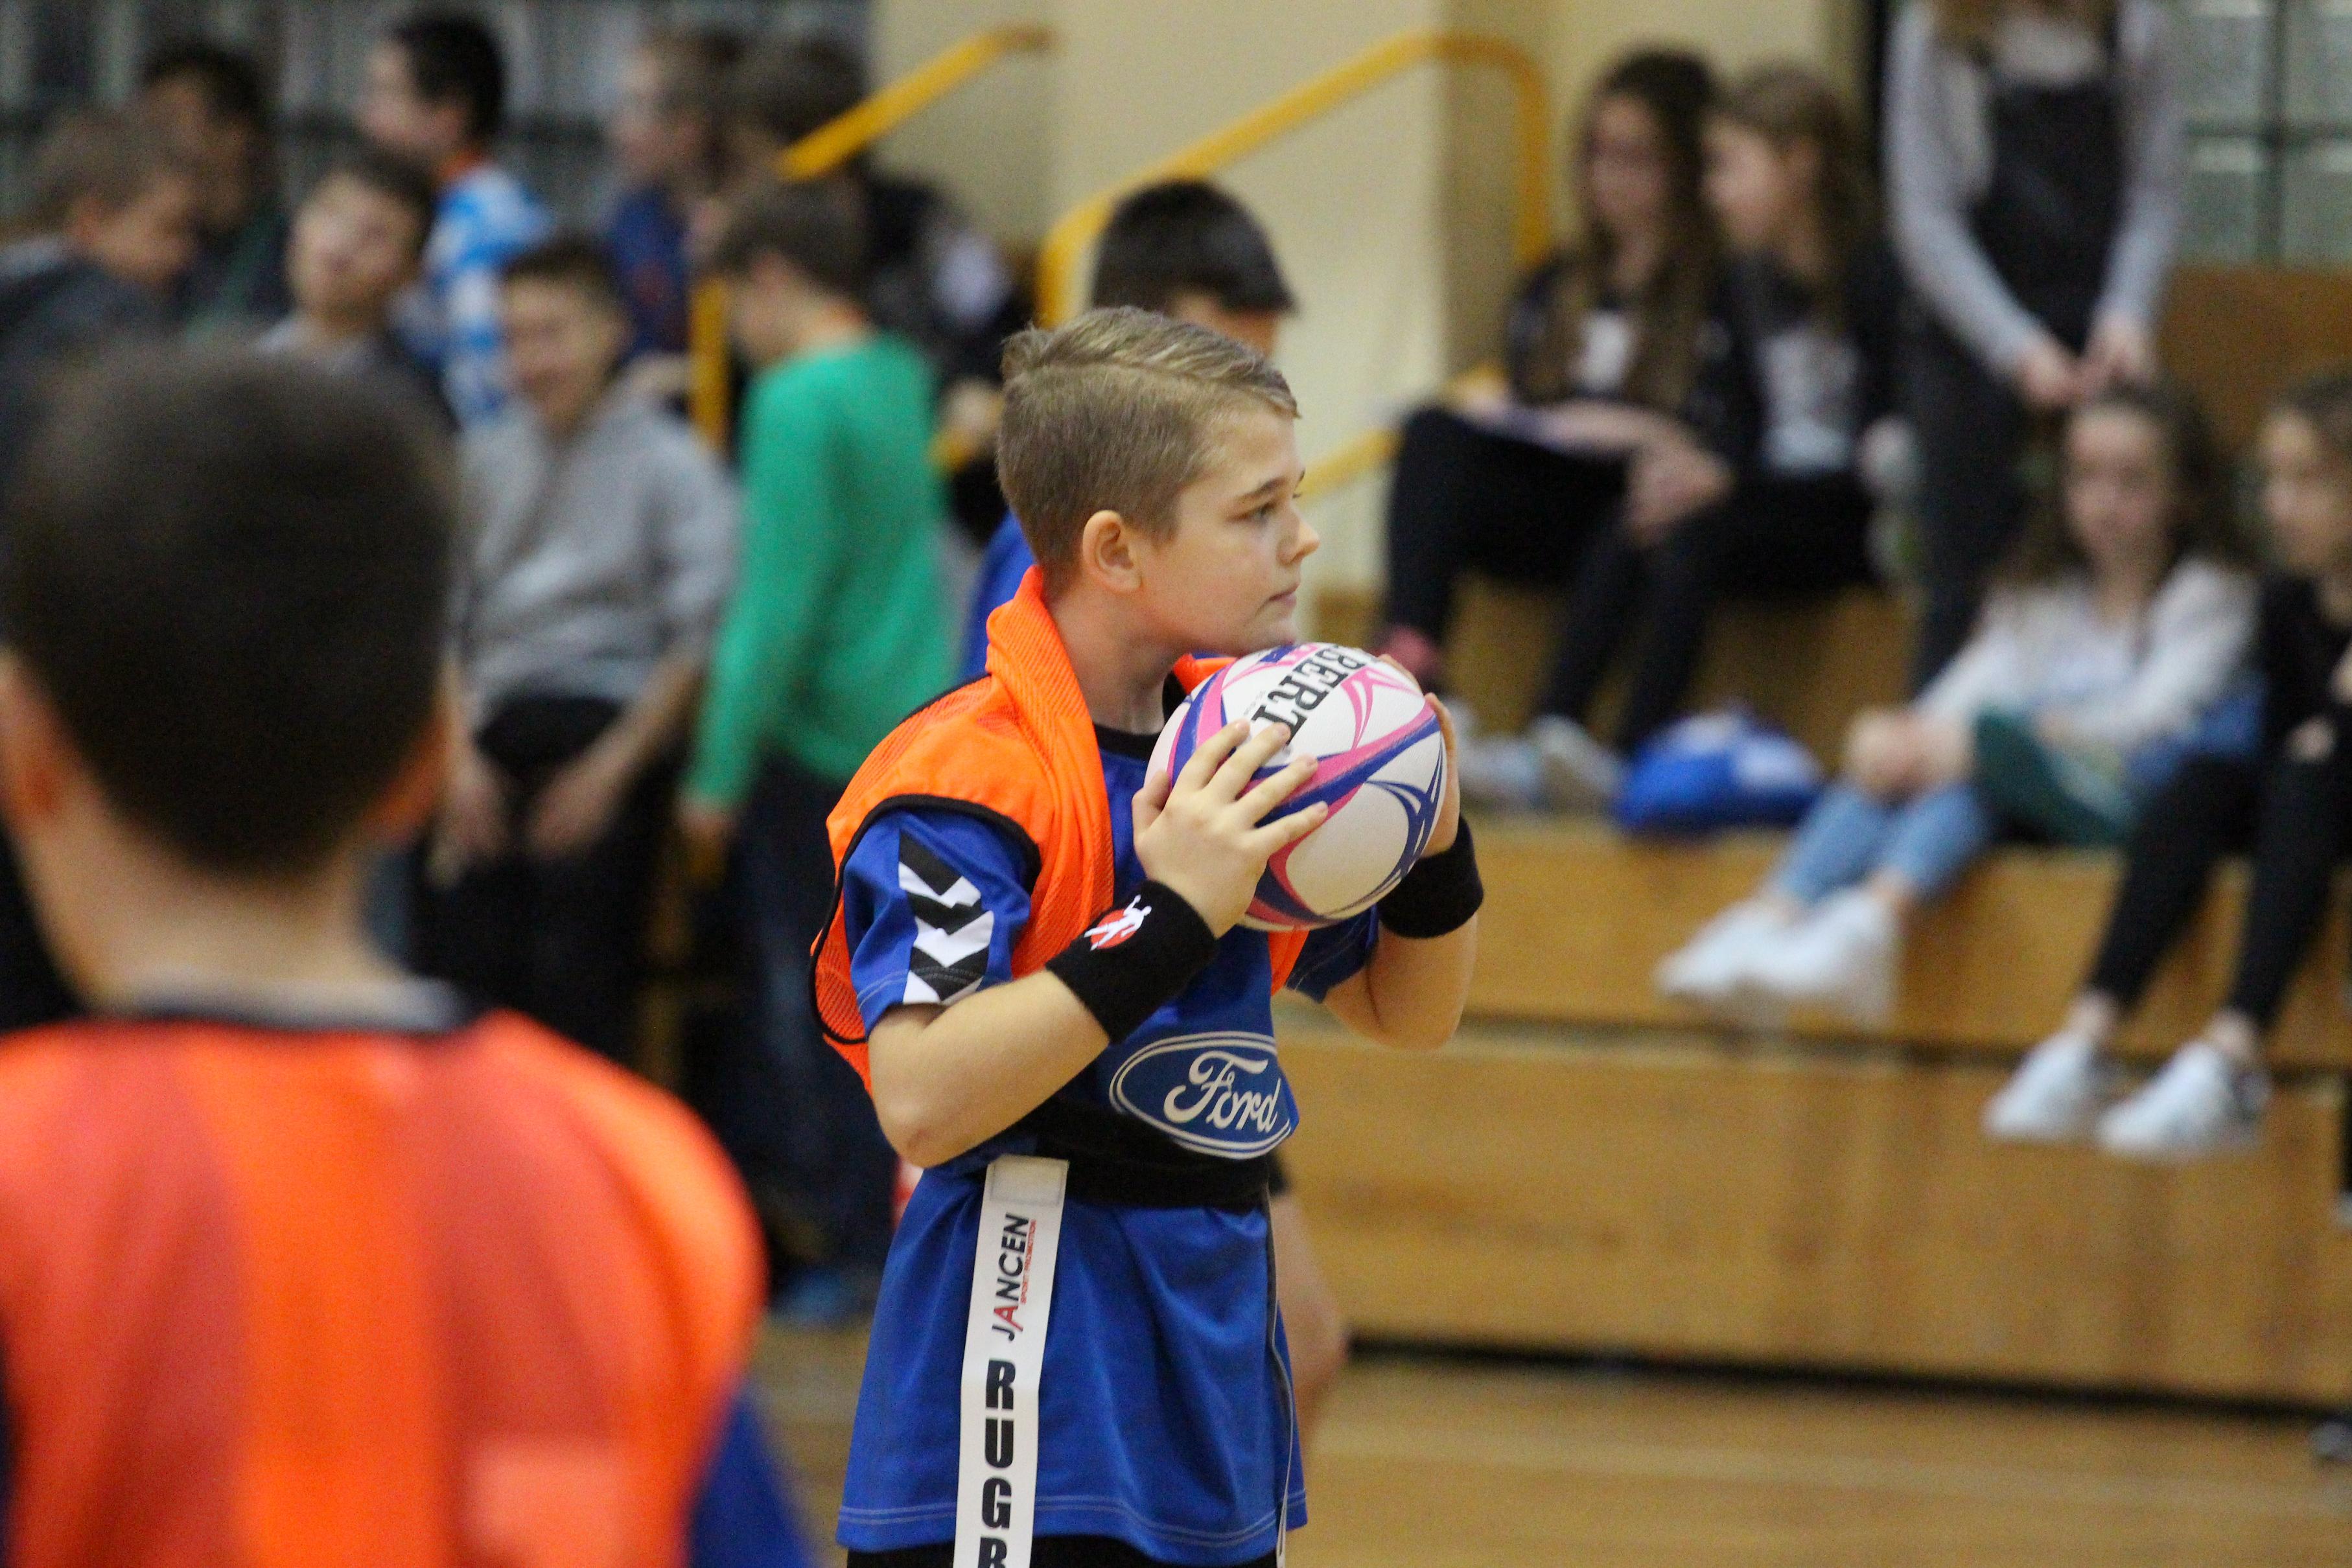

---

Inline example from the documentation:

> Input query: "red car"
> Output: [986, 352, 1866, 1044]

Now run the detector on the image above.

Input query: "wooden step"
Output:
[1277, 1012, 2352, 1405]
[1316, 577, 1909, 767]
[1469, 818, 2352, 1070]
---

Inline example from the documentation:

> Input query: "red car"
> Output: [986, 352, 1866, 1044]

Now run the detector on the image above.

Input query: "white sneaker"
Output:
[1983, 1031, 2113, 1143]
[1741, 888, 1900, 1024]
[2095, 1042, 2269, 1161]
[1657, 898, 1793, 1007]
[1527, 715, 1624, 813]
[1456, 733, 1543, 809]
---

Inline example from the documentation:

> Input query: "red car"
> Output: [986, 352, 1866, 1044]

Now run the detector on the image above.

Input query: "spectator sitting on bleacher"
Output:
[1476, 63, 1904, 801]
[419, 236, 735, 1066]
[725, 36, 1027, 546]
[1986, 371, 2352, 1160]
[139, 39, 288, 336]
[1661, 382, 2253, 1026]
[360, 10, 551, 426]
[961, 178, 1298, 680]
[1377, 49, 1738, 810]
[607, 26, 743, 373]
[679, 181, 951, 1322]
[256, 148, 450, 426]
[1887, 0, 2182, 687]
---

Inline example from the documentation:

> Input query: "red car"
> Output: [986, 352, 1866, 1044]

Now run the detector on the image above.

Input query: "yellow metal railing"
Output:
[690, 23, 1055, 448]
[1034, 29, 1550, 327]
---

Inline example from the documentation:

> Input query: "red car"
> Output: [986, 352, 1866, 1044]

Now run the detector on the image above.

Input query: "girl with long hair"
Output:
[1988, 371, 2352, 1158]
[1661, 382, 2255, 1026]
[1379, 48, 1734, 807]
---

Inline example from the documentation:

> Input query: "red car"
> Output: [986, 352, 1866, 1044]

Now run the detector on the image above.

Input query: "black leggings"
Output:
[1542, 474, 1876, 751]
[2085, 746, 2352, 1036]
[851, 1543, 1274, 1568]
[1380, 405, 1622, 643]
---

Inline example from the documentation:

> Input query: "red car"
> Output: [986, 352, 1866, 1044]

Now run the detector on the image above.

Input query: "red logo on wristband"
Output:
[1086, 899, 1150, 951]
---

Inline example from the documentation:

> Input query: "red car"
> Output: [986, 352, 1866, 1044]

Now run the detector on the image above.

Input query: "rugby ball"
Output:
[1148, 643, 1447, 930]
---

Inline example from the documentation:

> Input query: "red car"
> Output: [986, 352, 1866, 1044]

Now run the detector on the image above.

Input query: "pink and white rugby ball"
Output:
[1148, 643, 1447, 930]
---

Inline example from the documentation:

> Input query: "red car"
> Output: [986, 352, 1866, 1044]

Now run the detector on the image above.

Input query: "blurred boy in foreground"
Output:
[0, 350, 804, 1566]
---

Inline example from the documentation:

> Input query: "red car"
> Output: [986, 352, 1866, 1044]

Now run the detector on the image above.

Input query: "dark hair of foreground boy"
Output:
[0, 347, 450, 877]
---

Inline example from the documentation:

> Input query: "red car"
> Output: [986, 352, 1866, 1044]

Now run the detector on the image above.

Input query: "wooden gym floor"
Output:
[753, 1328, 2352, 1567]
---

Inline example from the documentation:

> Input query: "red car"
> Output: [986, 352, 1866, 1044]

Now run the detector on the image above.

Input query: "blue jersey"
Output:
[397, 161, 550, 427]
[961, 512, 1036, 682]
[607, 185, 692, 359]
[835, 722, 1376, 1564]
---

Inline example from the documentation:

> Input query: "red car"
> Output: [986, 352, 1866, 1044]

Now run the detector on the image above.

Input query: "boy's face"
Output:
[288, 175, 424, 327]
[75, 174, 200, 294]
[1127, 404, 1316, 655]
[613, 52, 699, 189]
[360, 43, 461, 166]
[142, 76, 259, 233]
[503, 278, 627, 432]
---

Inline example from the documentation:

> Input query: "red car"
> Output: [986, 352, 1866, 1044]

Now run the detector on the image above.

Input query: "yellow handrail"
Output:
[782, 23, 1054, 180]
[1034, 29, 1550, 327]
[690, 23, 1056, 448]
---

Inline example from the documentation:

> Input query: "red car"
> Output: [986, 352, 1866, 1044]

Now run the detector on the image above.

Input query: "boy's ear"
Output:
[366, 689, 454, 842]
[0, 653, 78, 837]
[1077, 509, 1142, 594]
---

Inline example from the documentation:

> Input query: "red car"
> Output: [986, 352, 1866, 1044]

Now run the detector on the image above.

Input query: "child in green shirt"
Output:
[682, 179, 953, 1315]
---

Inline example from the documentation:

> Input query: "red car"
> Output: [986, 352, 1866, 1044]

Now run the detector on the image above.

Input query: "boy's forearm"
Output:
[868, 973, 1109, 1167]
[1351, 919, 1477, 1050]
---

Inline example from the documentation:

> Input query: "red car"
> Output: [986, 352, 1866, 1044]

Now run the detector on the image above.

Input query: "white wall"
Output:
[870, 0, 1059, 245]
[1045, 0, 1454, 590]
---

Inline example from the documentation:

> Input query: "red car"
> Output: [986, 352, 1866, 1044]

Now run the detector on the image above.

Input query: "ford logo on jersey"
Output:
[1106, 1032, 1297, 1157]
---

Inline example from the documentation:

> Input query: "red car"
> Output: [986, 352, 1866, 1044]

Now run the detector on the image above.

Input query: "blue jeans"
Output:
[1773, 781, 1998, 906]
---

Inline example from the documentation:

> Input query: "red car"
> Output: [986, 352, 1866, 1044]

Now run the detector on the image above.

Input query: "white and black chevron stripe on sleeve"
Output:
[897, 833, 995, 1007]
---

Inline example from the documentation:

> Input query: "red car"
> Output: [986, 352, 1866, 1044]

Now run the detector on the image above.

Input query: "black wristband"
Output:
[1377, 819, 1483, 938]
[1045, 880, 1220, 1043]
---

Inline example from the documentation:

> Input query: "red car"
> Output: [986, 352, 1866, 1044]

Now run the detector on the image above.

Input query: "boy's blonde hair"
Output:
[997, 306, 1298, 586]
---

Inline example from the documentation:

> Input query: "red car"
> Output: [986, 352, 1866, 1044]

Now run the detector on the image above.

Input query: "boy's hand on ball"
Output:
[1423, 695, 1463, 854]
[1134, 719, 1326, 936]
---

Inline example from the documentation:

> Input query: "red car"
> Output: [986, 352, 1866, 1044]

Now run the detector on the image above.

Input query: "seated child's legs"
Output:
[1867, 781, 1999, 908]
[1770, 783, 1905, 906]
[2222, 748, 2352, 1036]
[1538, 519, 1652, 733]
[2082, 755, 2259, 1013]
[1602, 507, 1733, 752]
[1381, 406, 1620, 676]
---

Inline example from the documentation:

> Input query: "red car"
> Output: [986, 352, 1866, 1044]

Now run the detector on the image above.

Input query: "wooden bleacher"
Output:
[1472, 818, 2352, 1069]
[1313, 577, 1907, 765]
[1278, 1010, 2352, 1406]
[1287, 271, 2352, 1405]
